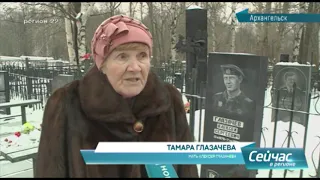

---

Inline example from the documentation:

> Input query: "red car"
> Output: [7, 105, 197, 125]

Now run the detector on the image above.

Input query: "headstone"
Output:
[185, 7, 208, 95]
[280, 54, 290, 62]
[174, 73, 183, 91]
[185, 7, 208, 137]
[83, 59, 93, 72]
[0, 71, 6, 93]
[271, 62, 312, 127]
[51, 74, 74, 93]
[200, 52, 268, 178]
[55, 61, 63, 71]
[0, 71, 10, 114]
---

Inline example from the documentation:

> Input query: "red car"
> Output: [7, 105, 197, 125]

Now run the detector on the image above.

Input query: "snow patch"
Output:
[209, 52, 256, 56]
[187, 5, 203, 10]
[276, 62, 312, 67]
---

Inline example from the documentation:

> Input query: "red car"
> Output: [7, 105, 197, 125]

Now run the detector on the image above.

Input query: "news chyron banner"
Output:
[81, 142, 308, 171]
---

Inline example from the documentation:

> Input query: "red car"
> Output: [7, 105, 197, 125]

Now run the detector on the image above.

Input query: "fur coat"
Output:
[35, 65, 199, 178]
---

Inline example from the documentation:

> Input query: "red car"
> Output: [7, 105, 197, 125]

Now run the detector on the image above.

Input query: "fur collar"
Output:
[78, 65, 171, 124]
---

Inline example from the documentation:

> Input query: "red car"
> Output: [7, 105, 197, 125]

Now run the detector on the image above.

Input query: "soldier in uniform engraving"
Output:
[207, 169, 220, 178]
[279, 71, 303, 95]
[213, 64, 254, 117]
[275, 71, 306, 125]
[208, 65, 256, 178]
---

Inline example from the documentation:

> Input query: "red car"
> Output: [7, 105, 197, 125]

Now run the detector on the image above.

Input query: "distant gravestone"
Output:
[271, 63, 312, 127]
[0, 71, 10, 114]
[280, 54, 290, 62]
[51, 74, 74, 93]
[174, 73, 183, 91]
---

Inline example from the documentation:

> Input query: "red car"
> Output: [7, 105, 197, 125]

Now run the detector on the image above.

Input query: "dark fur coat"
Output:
[35, 65, 199, 178]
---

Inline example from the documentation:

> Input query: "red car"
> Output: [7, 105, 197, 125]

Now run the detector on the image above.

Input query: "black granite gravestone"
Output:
[185, 6, 208, 95]
[51, 74, 74, 93]
[200, 52, 268, 178]
[280, 54, 290, 62]
[0, 71, 10, 114]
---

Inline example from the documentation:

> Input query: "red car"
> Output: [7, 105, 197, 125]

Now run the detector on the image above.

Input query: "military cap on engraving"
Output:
[283, 71, 297, 80]
[220, 64, 245, 78]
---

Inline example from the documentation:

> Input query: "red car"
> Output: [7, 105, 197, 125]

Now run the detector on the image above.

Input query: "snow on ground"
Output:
[0, 130, 40, 152]
[187, 87, 320, 177]
[0, 98, 43, 137]
[276, 62, 313, 67]
[0, 87, 318, 178]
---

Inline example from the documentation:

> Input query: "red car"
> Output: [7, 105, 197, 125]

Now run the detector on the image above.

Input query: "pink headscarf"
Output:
[91, 15, 153, 69]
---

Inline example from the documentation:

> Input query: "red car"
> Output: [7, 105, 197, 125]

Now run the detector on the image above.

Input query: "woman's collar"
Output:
[77, 65, 171, 123]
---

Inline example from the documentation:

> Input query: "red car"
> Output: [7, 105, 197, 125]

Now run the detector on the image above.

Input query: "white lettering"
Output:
[214, 129, 241, 140]
[248, 151, 293, 162]
[249, 15, 288, 22]
[250, 15, 254, 21]
[249, 151, 257, 162]
[213, 116, 244, 128]
[217, 123, 238, 133]
[160, 165, 170, 178]
[23, 19, 49, 24]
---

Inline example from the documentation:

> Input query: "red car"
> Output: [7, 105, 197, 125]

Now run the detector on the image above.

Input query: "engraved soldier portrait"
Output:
[278, 71, 304, 109]
[207, 169, 220, 178]
[272, 70, 307, 126]
[212, 64, 254, 117]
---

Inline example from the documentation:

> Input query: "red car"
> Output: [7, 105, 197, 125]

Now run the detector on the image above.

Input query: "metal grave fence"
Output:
[0, 55, 318, 178]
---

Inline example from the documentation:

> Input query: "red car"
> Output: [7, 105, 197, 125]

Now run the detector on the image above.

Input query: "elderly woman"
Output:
[35, 15, 198, 178]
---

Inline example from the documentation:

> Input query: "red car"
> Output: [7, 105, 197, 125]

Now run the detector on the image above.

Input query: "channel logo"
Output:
[241, 147, 308, 170]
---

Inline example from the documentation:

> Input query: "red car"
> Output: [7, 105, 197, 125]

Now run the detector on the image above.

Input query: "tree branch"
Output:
[56, 3, 76, 21]
[23, 2, 77, 21]
[0, 18, 22, 24]
[90, 12, 110, 17]
[113, 2, 122, 10]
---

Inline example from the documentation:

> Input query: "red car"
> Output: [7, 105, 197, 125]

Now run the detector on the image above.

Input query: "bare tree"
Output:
[230, 3, 237, 52]
[0, 3, 38, 56]
[129, 2, 138, 18]
[147, 2, 160, 64]
[76, 2, 95, 61]
[312, 3, 320, 69]
[292, 2, 306, 62]
[208, 2, 223, 52]
[1, 2, 314, 67]
[298, 2, 317, 64]
[262, 2, 272, 56]
[253, 3, 264, 55]
[104, 2, 121, 16]
[139, 2, 143, 21]
[276, 2, 290, 61]
[167, 3, 184, 62]
[61, 2, 75, 63]
[155, 2, 167, 62]
[13, 2, 97, 63]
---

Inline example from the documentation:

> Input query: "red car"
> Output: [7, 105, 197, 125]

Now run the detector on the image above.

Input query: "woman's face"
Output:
[101, 43, 151, 98]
